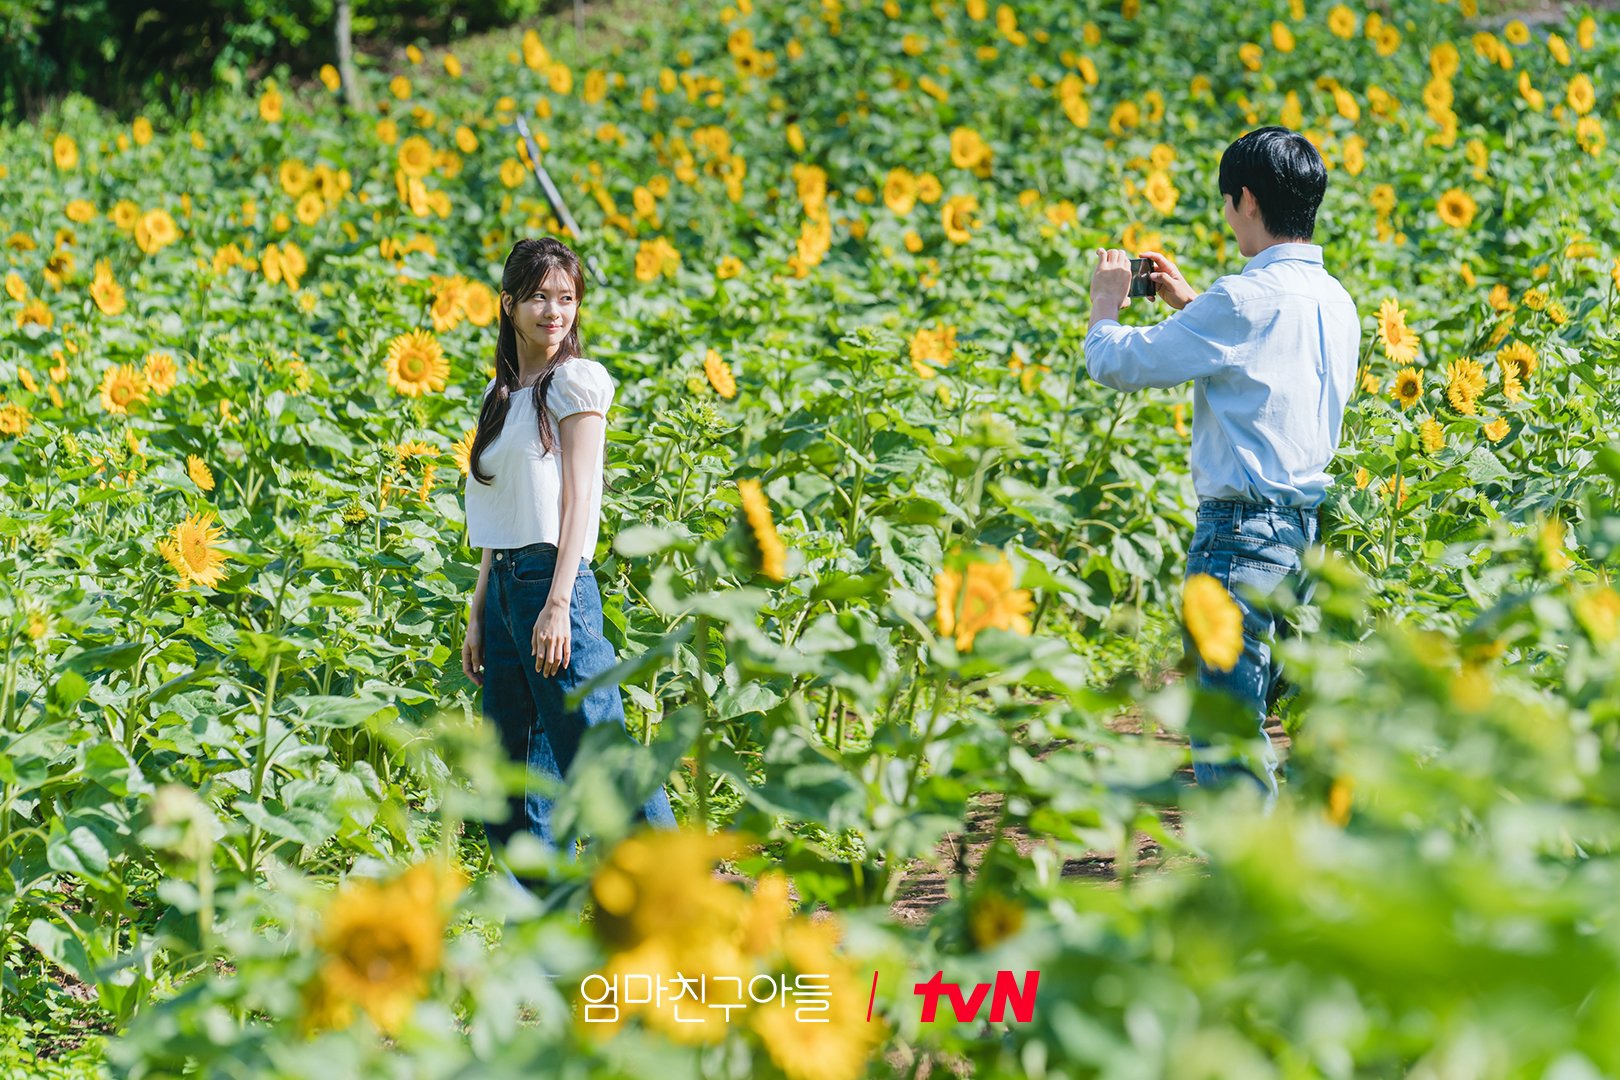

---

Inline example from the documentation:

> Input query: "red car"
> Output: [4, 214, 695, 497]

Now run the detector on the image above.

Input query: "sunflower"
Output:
[948, 126, 992, 172]
[52, 133, 79, 171]
[279, 241, 308, 286]
[16, 299, 51, 329]
[909, 324, 956, 378]
[883, 167, 917, 216]
[1501, 364, 1523, 403]
[143, 351, 178, 394]
[279, 159, 310, 197]
[429, 275, 467, 333]
[704, 348, 736, 399]
[384, 330, 449, 397]
[786, 162, 824, 215]
[1143, 170, 1178, 215]
[1420, 417, 1445, 453]
[715, 255, 744, 280]
[1577, 116, 1606, 157]
[1483, 416, 1509, 443]
[737, 478, 786, 581]
[258, 83, 283, 122]
[99, 364, 150, 414]
[451, 427, 477, 476]
[393, 440, 438, 474]
[750, 958, 883, 1080]
[1391, 366, 1423, 409]
[295, 191, 324, 226]
[397, 136, 435, 179]
[42, 249, 74, 289]
[0, 402, 33, 437]
[157, 511, 230, 590]
[134, 208, 180, 255]
[1574, 587, 1620, 644]
[1445, 356, 1487, 415]
[935, 554, 1034, 651]
[1376, 298, 1420, 363]
[1497, 341, 1537, 379]
[1341, 134, 1366, 176]
[1059, 75, 1090, 128]
[186, 454, 216, 492]
[461, 281, 497, 327]
[1518, 72, 1545, 111]
[65, 199, 96, 224]
[1567, 73, 1596, 115]
[1327, 4, 1356, 38]
[1436, 188, 1477, 229]
[1182, 573, 1243, 672]
[303, 862, 462, 1034]
[1327, 776, 1354, 825]
[941, 194, 978, 244]
[967, 892, 1027, 951]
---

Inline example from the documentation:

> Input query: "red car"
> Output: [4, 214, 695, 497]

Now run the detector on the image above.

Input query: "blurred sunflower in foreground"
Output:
[586, 828, 884, 1080]
[302, 860, 465, 1034]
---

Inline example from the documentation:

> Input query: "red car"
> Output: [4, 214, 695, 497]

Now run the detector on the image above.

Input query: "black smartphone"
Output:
[1128, 257, 1156, 298]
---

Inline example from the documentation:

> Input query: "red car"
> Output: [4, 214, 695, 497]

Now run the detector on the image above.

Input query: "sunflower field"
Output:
[4, 0, 1620, 1076]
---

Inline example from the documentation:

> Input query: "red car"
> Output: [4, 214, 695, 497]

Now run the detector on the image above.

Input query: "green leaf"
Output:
[295, 695, 388, 728]
[1462, 445, 1510, 484]
[64, 642, 144, 674]
[26, 919, 94, 983]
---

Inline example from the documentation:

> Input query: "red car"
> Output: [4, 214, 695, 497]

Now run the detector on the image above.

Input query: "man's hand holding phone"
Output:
[1137, 250, 1198, 310]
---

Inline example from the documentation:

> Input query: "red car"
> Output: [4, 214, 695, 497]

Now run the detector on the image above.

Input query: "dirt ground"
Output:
[885, 706, 1292, 924]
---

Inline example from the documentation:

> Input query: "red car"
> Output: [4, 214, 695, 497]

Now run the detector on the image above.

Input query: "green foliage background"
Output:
[3, 0, 1620, 1076]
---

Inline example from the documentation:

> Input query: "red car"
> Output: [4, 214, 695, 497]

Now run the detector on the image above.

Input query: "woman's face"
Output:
[505, 268, 578, 351]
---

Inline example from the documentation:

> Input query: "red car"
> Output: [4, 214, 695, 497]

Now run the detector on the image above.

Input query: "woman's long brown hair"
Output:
[468, 237, 587, 485]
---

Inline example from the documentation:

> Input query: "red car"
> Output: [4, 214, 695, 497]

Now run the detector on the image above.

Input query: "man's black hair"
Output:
[1218, 126, 1328, 240]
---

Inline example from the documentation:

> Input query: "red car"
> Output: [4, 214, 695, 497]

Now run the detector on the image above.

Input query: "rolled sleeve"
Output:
[1084, 281, 1241, 391]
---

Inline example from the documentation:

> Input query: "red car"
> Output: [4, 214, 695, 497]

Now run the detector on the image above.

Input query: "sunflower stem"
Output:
[693, 613, 711, 829]
[1382, 454, 1404, 570]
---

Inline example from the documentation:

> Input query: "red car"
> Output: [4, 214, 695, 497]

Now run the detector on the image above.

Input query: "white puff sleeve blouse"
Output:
[463, 357, 616, 558]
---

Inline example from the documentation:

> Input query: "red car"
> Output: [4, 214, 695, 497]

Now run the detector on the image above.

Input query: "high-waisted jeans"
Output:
[478, 541, 675, 883]
[1184, 498, 1320, 812]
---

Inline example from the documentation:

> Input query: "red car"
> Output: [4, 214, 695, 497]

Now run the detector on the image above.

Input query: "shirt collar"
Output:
[1242, 242, 1324, 273]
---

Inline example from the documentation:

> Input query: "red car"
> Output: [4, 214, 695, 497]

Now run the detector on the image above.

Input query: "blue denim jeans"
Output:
[479, 541, 676, 885]
[1184, 498, 1319, 810]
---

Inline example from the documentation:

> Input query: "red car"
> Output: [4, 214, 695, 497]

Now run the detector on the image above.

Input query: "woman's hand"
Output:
[462, 617, 484, 687]
[1138, 250, 1199, 310]
[531, 599, 572, 676]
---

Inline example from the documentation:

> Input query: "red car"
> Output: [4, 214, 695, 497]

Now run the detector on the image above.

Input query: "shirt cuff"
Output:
[1084, 318, 1121, 344]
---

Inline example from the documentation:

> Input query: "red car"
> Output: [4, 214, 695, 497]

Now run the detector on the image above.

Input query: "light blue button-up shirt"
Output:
[1083, 242, 1361, 509]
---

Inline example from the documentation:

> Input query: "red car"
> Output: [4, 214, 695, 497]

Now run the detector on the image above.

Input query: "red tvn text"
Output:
[903, 970, 1040, 1023]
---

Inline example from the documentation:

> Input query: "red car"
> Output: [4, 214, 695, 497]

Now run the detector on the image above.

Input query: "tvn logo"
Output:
[910, 970, 1040, 1023]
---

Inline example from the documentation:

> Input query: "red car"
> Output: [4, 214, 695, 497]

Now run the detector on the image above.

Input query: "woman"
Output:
[460, 237, 676, 888]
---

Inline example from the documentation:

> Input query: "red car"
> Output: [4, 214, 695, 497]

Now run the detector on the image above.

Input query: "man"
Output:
[1084, 126, 1361, 809]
